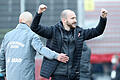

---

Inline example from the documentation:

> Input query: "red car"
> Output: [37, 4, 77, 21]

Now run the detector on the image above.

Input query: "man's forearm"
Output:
[31, 34, 58, 60]
[39, 46, 59, 60]
[96, 16, 107, 35]
[31, 13, 42, 32]
[84, 16, 107, 40]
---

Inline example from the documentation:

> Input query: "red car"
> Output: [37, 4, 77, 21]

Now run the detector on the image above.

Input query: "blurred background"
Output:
[0, 0, 120, 80]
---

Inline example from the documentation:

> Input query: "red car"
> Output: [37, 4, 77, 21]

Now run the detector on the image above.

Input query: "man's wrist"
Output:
[100, 16, 107, 21]
[54, 53, 59, 60]
[38, 11, 42, 14]
[36, 12, 42, 16]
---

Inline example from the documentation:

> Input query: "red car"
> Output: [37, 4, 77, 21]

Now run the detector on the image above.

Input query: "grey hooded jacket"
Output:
[0, 23, 59, 80]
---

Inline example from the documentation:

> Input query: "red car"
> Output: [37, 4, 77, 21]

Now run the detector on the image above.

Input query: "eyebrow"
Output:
[71, 17, 76, 19]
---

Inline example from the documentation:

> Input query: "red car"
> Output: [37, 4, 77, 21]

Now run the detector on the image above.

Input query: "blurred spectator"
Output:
[80, 42, 92, 80]
[111, 55, 120, 80]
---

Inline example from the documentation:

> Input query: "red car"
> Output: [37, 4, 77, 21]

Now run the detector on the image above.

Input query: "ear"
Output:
[62, 18, 66, 23]
[19, 18, 22, 23]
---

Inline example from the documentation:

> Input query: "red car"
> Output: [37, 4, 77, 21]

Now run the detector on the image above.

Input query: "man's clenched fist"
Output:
[38, 4, 47, 14]
[101, 8, 108, 18]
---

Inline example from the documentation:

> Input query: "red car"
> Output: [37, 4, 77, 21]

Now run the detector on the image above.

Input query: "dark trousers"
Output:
[51, 75, 79, 80]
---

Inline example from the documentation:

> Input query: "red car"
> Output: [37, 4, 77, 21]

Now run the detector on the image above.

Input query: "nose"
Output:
[74, 19, 77, 23]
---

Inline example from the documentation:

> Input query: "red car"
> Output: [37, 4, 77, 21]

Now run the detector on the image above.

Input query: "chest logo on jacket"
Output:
[78, 33, 80, 37]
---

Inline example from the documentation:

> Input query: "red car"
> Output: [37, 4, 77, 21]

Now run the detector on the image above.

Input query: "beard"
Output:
[66, 21, 76, 29]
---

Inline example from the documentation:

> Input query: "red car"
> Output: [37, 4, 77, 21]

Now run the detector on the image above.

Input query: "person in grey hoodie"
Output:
[0, 11, 69, 80]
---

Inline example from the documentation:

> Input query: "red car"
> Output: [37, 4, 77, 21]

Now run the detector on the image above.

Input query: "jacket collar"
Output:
[58, 21, 74, 32]
[16, 23, 31, 31]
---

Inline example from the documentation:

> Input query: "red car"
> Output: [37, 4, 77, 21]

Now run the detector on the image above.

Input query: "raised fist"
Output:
[38, 4, 47, 14]
[101, 8, 108, 18]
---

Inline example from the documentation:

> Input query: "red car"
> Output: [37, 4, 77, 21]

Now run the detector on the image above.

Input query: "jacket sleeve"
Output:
[83, 17, 107, 40]
[31, 13, 53, 39]
[31, 34, 58, 60]
[0, 38, 6, 76]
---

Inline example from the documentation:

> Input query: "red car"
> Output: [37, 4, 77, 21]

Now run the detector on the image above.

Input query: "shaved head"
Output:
[19, 11, 33, 27]
[60, 9, 77, 31]
[60, 9, 75, 19]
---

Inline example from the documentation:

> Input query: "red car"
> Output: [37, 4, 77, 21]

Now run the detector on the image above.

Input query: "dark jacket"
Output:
[31, 13, 107, 79]
[80, 42, 91, 80]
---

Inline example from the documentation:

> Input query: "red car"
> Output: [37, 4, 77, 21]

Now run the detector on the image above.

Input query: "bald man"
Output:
[0, 11, 69, 80]
[31, 4, 107, 80]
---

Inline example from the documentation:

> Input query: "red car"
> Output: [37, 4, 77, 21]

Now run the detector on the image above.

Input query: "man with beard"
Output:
[31, 4, 108, 80]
